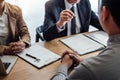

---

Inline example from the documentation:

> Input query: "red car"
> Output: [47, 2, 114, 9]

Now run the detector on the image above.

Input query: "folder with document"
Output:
[60, 31, 108, 55]
[17, 43, 60, 69]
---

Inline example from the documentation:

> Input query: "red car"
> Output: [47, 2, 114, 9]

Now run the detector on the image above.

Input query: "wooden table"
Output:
[0, 37, 100, 80]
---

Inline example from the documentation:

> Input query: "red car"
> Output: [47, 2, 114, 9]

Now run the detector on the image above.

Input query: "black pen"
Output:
[26, 53, 40, 61]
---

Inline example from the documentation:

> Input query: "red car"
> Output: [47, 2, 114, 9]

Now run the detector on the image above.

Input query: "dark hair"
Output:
[99, 0, 120, 27]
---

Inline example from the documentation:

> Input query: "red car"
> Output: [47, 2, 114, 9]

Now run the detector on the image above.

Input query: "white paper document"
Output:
[17, 44, 60, 69]
[60, 33, 106, 55]
[85, 31, 108, 46]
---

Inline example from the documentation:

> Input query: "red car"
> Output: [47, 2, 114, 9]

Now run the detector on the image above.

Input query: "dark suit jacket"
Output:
[43, 0, 102, 41]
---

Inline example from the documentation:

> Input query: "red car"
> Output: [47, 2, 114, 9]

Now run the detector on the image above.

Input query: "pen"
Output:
[26, 53, 40, 62]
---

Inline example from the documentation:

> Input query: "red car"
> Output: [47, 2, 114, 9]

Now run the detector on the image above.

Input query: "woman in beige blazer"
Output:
[0, 0, 31, 55]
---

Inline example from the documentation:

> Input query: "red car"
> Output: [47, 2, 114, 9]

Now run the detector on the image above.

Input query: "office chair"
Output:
[35, 25, 44, 42]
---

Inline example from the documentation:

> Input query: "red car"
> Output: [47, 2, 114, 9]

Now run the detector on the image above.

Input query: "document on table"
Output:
[84, 31, 108, 46]
[17, 44, 60, 69]
[60, 31, 107, 55]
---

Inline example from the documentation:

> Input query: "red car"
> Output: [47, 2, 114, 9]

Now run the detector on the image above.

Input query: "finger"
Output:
[9, 41, 24, 47]
[61, 12, 73, 19]
[61, 12, 74, 21]
[17, 41, 26, 47]
[61, 50, 70, 57]
[60, 14, 71, 22]
[61, 16, 71, 22]
[13, 47, 24, 53]
[9, 42, 17, 46]
[61, 51, 70, 62]
[11, 45, 25, 52]
[13, 50, 23, 54]
[68, 55, 79, 67]
[69, 54, 81, 63]
[68, 51, 78, 56]
[62, 9, 74, 17]
[61, 51, 75, 62]
[61, 53, 72, 63]
[62, 50, 77, 56]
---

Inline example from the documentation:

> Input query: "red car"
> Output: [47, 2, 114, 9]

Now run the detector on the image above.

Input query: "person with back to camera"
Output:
[51, 0, 120, 79]
[43, 0, 103, 41]
[0, 0, 31, 55]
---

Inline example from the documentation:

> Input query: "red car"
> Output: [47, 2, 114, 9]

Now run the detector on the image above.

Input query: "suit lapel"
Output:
[8, 16, 16, 39]
[59, 0, 66, 10]
[77, 3, 84, 30]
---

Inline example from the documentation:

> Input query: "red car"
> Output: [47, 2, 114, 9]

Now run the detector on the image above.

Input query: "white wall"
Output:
[89, 0, 99, 13]
[5, 0, 49, 43]
[5, 0, 98, 43]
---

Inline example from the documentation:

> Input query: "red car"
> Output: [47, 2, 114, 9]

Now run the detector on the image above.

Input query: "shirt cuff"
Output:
[56, 25, 65, 33]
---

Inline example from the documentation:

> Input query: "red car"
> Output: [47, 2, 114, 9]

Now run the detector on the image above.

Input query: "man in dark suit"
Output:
[43, 0, 103, 41]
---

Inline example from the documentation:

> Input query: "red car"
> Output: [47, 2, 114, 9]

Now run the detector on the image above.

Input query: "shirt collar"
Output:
[64, 0, 77, 9]
[107, 33, 120, 46]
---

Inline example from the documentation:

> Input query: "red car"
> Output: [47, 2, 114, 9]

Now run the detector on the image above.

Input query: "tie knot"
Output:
[71, 6, 75, 13]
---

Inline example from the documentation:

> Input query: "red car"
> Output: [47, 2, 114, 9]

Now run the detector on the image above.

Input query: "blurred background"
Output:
[5, 0, 99, 43]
